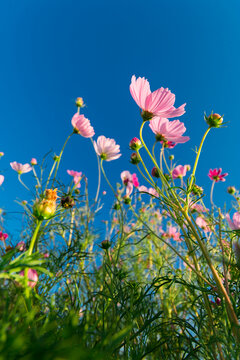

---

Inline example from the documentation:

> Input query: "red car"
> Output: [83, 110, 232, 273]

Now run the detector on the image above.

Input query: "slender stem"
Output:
[210, 181, 215, 207]
[28, 220, 42, 255]
[186, 127, 211, 211]
[136, 164, 153, 186]
[68, 209, 75, 247]
[18, 174, 30, 191]
[136, 150, 155, 186]
[51, 132, 74, 187]
[152, 141, 157, 165]
[100, 160, 117, 198]
[162, 149, 171, 173]
[91, 138, 101, 203]
[160, 146, 164, 171]
[32, 167, 41, 189]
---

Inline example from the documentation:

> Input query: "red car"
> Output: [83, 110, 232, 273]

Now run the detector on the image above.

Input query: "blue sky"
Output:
[1, 0, 240, 235]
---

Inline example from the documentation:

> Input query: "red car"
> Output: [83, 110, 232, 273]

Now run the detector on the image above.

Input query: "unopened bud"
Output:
[227, 186, 236, 195]
[101, 240, 111, 250]
[129, 137, 142, 151]
[123, 195, 131, 205]
[151, 167, 161, 178]
[75, 97, 84, 108]
[205, 113, 223, 128]
[191, 184, 204, 196]
[169, 155, 174, 161]
[130, 152, 141, 165]
[113, 202, 121, 210]
[30, 158, 37, 166]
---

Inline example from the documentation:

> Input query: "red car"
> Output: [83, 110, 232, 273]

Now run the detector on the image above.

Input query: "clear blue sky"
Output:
[1, 0, 240, 235]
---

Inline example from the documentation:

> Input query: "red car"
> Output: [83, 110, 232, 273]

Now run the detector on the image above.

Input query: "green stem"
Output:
[186, 127, 211, 210]
[48, 132, 74, 189]
[18, 174, 30, 191]
[136, 150, 155, 186]
[210, 181, 215, 207]
[28, 220, 42, 255]
[91, 138, 101, 203]
[100, 160, 117, 198]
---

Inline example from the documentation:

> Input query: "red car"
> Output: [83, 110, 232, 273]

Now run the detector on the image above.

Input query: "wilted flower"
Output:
[61, 195, 75, 209]
[149, 117, 189, 144]
[19, 269, 38, 288]
[94, 136, 121, 161]
[130, 75, 186, 121]
[10, 162, 32, 174]
[71, 113, 95, 138]
[208, 168, 228, 182]
[151, 167, 161, 178]
[33, 189, 58, 220]
[172, 165, 190, 179]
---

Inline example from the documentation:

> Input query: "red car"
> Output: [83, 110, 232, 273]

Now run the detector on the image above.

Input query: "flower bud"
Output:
[30, 158, 37, 166]
[216, 297, 221, 306]
[205, 113, 223, 128]
[164, 173, 171, 181]
[113, 202, 121, 210]
[53, 155, 60, 162]
[129, 137, 142, 151]
[191, 184, 204, 196]
[130, 153, 141, 165]
[169, 155, 174, 161]
[101, 239, 111, 250]
[0, 152, 4, 157]
[75, 97, 84, 108]
[151, 167, 161, 178]
[227, 186, 236, 195]
[123, 195, 131, 205]
[33, 189, 58, 220]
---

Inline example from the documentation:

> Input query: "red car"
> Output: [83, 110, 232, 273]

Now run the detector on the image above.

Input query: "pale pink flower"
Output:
[71, 113, 95, 138]
[94, 136, 121, 161]
[16, 241, 26, 251]
[10, 162, 32, 174]
[67, 169, 82, 189]
[163, 226, 181, 241]
[0, 175, 4, 186]
[149, 117, 189, 144]
[138, 186, 159, 198]
[172, 165, 190, 179]
[130, 75, 186, 119]
[208, 168, 228, 182]
[190, 203, 208, 213]
[30, 158, 37, 166]
[19, 268, 38, 288]
[138, 185, 149, 193]
[226, 212, 240, 231]
[196, 217, 211, 233]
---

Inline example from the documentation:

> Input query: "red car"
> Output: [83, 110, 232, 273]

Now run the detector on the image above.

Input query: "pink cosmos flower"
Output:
[149, 117, 189, 144]
[226, 212, 240, 231]
[19, 268, 38, 288]
[44, 252, 50, 258]
[0, 175, 4, 186]
[121, 171, 139, 196]
[16, 241, 26, 251]
[67, 169, 82, 188]
[30, 158, 37, 166]
[163, 226, 181, 241]
[10, 162, 32, 174]
[0, 231, 8, 241]
[93, 136, 121, 161]
[190, 203, 208, 213]
[71, 113, 95, 138]
[208, 168, 228, 182]
[130, 75, 186, 119]
[172, 165, 190, 179]
[138, 186, 159, 198]
[196, 217, 211, 233]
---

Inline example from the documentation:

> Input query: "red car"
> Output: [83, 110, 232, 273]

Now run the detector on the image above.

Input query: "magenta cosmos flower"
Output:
[226, 212, 240, 231]
[10, 162, 32, 174]
[149, 117, 189, 144]
[93, 136, 121, 161]
[71, 113, 95, 138]
[172, 165, 190, 179]
[0, 231, 8, 241]
[208, 168, 228, 182]
[130, 75, 186, 120]
[19, 268, 38, 288]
